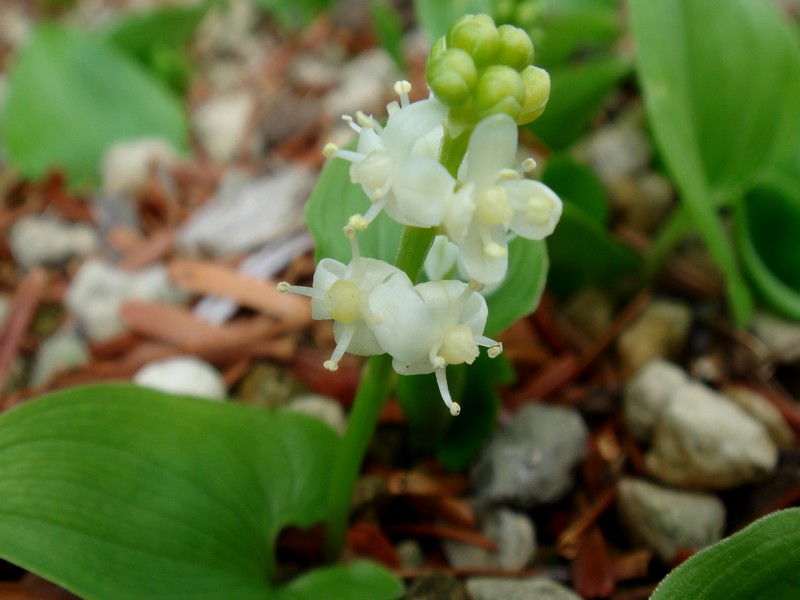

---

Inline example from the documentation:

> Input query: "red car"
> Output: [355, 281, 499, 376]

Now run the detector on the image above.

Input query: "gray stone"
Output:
[585, 119, 651, 185]
[9, 215, 99, 270]
[752, 310, 800, 363]
[624, 359, 689, 441]
[646, 382, 778, 489]
[30, 329, 90, 387]
[395, 539, 425, 570]
[286, 393, 347, 436]
[470, 404, 588, 508]
[66, 260, 187, 341]
[133, 356, 227, 400]
[616, 478, 725, 563]
[322, 49, 398, 119]
[193, 91, 255, 163]
[406, 573, 465, 600]
[724, 386, 794, 450]
[443, 508, 536, 570]
[101, 137, 177, 196]
[618, 299, 692, 378]
[466, 577, 581, 600]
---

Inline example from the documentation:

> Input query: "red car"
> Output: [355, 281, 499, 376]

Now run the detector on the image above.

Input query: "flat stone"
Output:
[617, 299, 692, 379]
[646, 382, 778, 489]
[406, 573, 466, 600]
[617, 478, 725, 563]
[322, 49, 398, 119]
[102, 137, 177, 196]
[752, 310, 800, 363]
[724, 386, 794, 450]
[30, 329, 90, 387]
[134, 356, 227, 400]
[624, 359, 689, 441]
[193, 91, 255, 163]
[443, 508, 536, 570]
[470, 404, 588, 508]
[286, 393, 347, 436]
[466, 577, 581, 600]
[66, 260, 187, 341]
[9, 215, 99, 270]
[585, 118, 651, 185]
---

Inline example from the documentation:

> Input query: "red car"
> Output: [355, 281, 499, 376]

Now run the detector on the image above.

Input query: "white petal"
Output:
[424, 235, 459, 281]
[310, 259, 347, 319]
[369, 279, 437, 364]
[383, 99, 448, 157]
[457, 222, 508, 285]
[387, 157, 453, 227]
[505, 179, 563, 240]
[410, 124, 444, 160]
[392, 355, 436, 375]
[443, 183, 476, 245]
[356, 127, 383, 155]
[336, 321, 383, 356]
[464, 114, 518, 188]
[415, 281, 488, 335]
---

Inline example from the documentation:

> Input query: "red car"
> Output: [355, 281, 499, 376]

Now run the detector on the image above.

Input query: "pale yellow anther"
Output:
[520, 157, 537, 173]
[450, 402, 461, 416]
[527, 195, 555, 225]
[394, 80, 412, 96]
[439, 324, 479, 365]
[323, 360, 339, 372]
[476, 185, 513, 227]
[342, 115, 353, 123]
[484, 242, 508, 258]
[348, 214, 369, 230]
[323, 143, 339, 158]
[355, 111, 374, 128]
[276, 281, 291, 295]
[499, 168, 521, 181]
[324, 279, 361, 324]
[488, 343, 504, 358]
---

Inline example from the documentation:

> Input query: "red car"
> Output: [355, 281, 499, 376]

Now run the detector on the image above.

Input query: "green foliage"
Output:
[103, 2, 212, 93]
[414, 0, 492, 42]
[630, 0, 800, 325]
[527, 55, 630, 150]
[396, 352, 513, 470]
[542, 157, 640, 296]
[0, 385, 402, 600]
[305, 154, 403, 266]
[370, 0, 407, 71]
[250, 0, 334, 30]
[652, 508, 800, 599]
[1, 25, 187, 188]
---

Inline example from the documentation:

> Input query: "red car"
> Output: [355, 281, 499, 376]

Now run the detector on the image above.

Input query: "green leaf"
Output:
[629, 0, 800, 325]
[0, 384, 402, 600]
[251, 0, 334, 30]
[533, 4, 621, 68]
[652, 508, 800, 599]
[527, 55, 631, 151]
[305, 153, 402, 265]
[546, 203, 640, 297]
[1, 25, 187, 188]
[280, 561, 403, 600]
[484, 236, 548, 336]
[413, 0, 491, 41]
[541, 155, 609, 223]
[371, 0, 407, 71]
[734, 173, 800, 320]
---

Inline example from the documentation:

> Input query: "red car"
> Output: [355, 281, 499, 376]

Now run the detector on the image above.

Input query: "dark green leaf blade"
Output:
[0, 384, 339, 600]
[278, 560, 404, 600]
[652, 508, 800, 599]
[1, 25, 187, 188]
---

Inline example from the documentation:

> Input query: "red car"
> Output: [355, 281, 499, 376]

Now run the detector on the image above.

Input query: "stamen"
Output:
[386, 100, 400, 116]
[355, 111, 381, 131]
[341, 114, 361, 132]
[394, 80, 412, 107]
[347, 214, 369, 231]
[322, 143, 339, 158]
[276, 282, 323, 299]
[476, 336, 504, 358]
[519, 158, 537, 174]
[498, 168, 521, 181]
[429, 342, 446, 369]
[478, 227, 507, 258]
[324, 323, 357, 371]
[435, 369, 461, 416]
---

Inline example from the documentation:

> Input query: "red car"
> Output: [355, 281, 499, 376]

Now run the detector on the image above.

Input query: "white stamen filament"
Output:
[324, 323, 356, 371]
[435, 368, 460, 416]
[341, 115, 361, 132]
[478, 226, 507, 258]
[277, 282, 323, 300]
[394, 80, 412, 108]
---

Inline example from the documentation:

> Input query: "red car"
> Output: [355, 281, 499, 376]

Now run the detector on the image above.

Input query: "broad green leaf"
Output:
[413, 0, 491, 41]
[533, 4, 621, 68]
[1, 25, 187, 188]
[734, 174, 800, 320]
[251, 0, 334, 30]
[305, 154, 402, 265]
[371, 0, 407, 71]
[528, 55, 631, 150]
[280, 561, 403, 600]
[541, 155, 608, 224]
[546, 203, 640, 297]
[629, 0, 800, 325]
[484, 236, 548, 336]
[0, 384, 402, 600]
[652, 508, 800, 599]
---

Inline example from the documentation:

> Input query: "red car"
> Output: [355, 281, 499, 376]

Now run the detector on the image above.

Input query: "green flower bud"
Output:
[473, 65, 525, 121]
[517, 65, 550, 124]
[428, 36, 447, 64]
[446, 14, 500, 68]
[496, 24, 534, 72]
[426, 48, 478, 107]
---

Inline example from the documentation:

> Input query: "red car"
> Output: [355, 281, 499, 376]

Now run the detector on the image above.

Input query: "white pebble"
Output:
[134, 356, 227, 400]
[10, 215, 98, 270]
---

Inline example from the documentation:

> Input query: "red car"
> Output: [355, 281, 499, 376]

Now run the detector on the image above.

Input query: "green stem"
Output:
[323, 119, 472, 561]
[644, 204, 691, 278]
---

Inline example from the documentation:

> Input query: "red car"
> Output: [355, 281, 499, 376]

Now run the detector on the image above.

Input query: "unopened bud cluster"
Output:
[426, 14, 550, 125]
[282, 16, 562, 415]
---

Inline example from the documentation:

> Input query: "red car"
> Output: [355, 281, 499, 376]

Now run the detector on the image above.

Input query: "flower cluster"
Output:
[282, 14, 562, 415]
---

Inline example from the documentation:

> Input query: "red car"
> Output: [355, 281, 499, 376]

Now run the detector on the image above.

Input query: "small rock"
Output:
[235, 362, 304, 408]
[406, 573, 466, 600]
[102, 137, 178, 197]
[752, 310, 800, 363]
[193, 91, 255, 163]
[470, 404, 588, 508]
[620, 172, 674, 234]
[646, 382, 778, 489]
[133, 356, 227, 400]
[724, 386, 794, 450]
[616, 478, 725, 564]
[563, 288, 614, 340]
[30, 330, 90, 387]
[618, 299, 692, 378]
[624, 359, 689, 441]
[443, 507, 536, 570]
[286, 393, 347, 436]
[585, 119, 651, 186]
[66, 260, 187, 341]
[395, 539, 425, 570]
[466, 576, 581, 600]
[9, 215, 99, 270]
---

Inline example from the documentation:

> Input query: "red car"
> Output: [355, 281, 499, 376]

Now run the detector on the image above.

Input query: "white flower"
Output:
[324, 81, 454, 230]
[443, 113, 562, 284]
[369, 280, 502, 416]
[278, 234, 413, 371]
